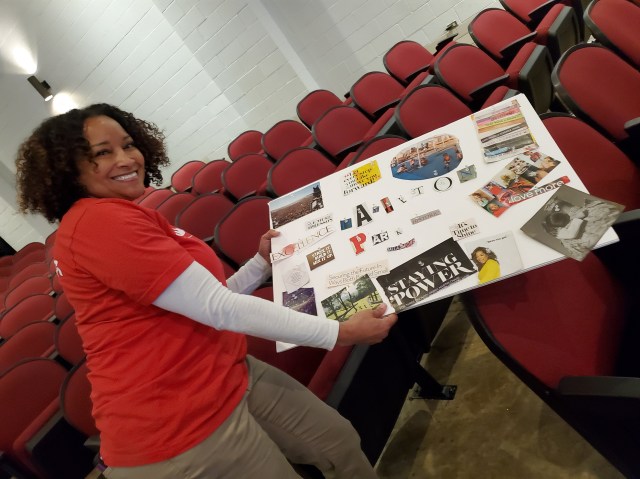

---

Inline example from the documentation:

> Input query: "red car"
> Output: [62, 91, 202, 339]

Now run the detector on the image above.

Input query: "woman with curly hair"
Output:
[16, 104, 396, 479]
[470, 246, 500, 284]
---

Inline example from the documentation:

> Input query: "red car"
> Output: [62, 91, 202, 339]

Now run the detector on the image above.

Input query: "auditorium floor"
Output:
[374, 297, 623, 478]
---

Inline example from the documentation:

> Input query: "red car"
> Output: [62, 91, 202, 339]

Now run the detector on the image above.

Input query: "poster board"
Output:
[267, 95, 619, 342]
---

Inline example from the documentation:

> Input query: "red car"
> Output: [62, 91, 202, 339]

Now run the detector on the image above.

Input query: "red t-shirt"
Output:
[54, 198, 248, 466]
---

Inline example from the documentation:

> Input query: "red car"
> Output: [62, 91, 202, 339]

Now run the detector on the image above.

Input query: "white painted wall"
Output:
[0, 0, 498, 251]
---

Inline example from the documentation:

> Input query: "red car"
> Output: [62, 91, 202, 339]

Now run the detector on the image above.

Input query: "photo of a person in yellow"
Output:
[470, 247, 501, 284]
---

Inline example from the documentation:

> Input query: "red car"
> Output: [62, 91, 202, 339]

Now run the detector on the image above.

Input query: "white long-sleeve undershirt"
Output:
[152, 255, 339, 350]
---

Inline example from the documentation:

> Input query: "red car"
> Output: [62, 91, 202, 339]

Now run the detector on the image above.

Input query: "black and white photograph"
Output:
[521, 185, 625, 261]
[320, 274, 383, 321]
[376, 238, 475, 311]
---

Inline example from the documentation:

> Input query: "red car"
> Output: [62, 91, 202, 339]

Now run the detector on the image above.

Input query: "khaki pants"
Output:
[104, 356, 377, 479]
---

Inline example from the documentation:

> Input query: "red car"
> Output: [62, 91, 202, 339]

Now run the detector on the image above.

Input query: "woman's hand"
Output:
[336, 304, 398, 346]
[258, 229, 280, 263]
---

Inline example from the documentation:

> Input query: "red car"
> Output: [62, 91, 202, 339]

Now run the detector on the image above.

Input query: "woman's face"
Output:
[77, 115, 146, 200]
[475, 250, 489, 264]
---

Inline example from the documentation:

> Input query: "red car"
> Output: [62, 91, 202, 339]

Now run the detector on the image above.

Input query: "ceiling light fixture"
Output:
[27, 75, 53, 101]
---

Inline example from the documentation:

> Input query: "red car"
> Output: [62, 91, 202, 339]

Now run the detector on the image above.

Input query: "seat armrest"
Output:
[558, 376, 640, 399]
[499, 32, 538, 61]
[469, 74, 509, 109]
[528, 0, 558, 25]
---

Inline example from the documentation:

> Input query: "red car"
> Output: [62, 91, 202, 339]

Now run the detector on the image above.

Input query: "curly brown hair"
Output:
[15, 104, 170, 222]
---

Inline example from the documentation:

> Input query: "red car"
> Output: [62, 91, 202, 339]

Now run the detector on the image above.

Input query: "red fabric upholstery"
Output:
[175, 193, 236, 243]
[349, 135, 407, 166]
[61, 359, 99, 437]
[13, 242, 45, 264]
[469, 8, 534, 62]
[136, 188, 173, 208]
[4, 276, 53, 310]
[542, 114, 640, 210]
[0, 322, 56, 374]
[55, 314, 85, 366]
[221, 153, 273, 201]
[154, 192, 195, 225]
[297, 89, 344, 128]
[268, 147, 336, 197]
[505, 41, 539, 88]
[0, 358, 67, 476]
[170, 160, 205, 193]
[481, 85, 513, 108]
[586, 0, 640, 67]
[192, 159, 229, 195]
[384, 40, 436, 85]
[552, 44, 640, 141]
[500, 0, 557, 25]
[8, 261, 50, 290]
[228, 130, 264, 162]
[307, 345, 354, 401]
[262, 120, 313, 161]
[312, 106, 374, 160]
[0, 293, 55, 340]
[350, 71, 405, 118]
[133, 186, 156, 204]
[470, 254, 626, 388]
[434, 43, 506, 102]
[395, 85, 472, 139]
[12, 249, 46, 271]
[214, 196, 271, 266]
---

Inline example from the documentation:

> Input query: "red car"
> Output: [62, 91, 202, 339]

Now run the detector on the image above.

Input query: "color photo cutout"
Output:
[521, 185, 624, 261]
[390, 134, 462, 180]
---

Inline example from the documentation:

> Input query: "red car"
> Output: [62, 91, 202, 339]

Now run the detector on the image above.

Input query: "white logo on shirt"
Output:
[172, 227, 187, 237]
[53, 259, 63, 277]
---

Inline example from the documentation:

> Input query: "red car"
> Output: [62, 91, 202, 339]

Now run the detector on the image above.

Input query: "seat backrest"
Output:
[585, 0, 640, 67]
[383, 40, 436, 85]
[0, 293, 55, 339]
[469, 8, 534, 62]
[434, 44, 506, 102]
[395, 85, 472, 139]
[0, 321, 56, 374]
[312, 106, 373, 159]
[221, 153, 273, 201]
[192, 159, 229, 195]
[228, 130, 263, 162]
[551, 43, 640, 140]
[4, 276, 53, 310]
[136, 188, 173, 208]
[267, 147, 336, 197]
[350, 71, 405, 118]
[154, 192, 195, 225]
[55, 313, 85, 366]
[13, 242, 45, 264]
[262, 120, 313, 161]
[297, 89, 344, 128]
[541, 113, 640, 210]
[348, 135, 408, 166]
[175, 193, 236, 242]
[60, 358, 99, 437]
[12, 248, 47, 271]
[170, 160, 205, 192]
[214, 196, 271, 266]
[44, 230, 57, 252]
[54, 292, 74, 322]
[0, 358, 67, 462]
[8, 261, 50, 290]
